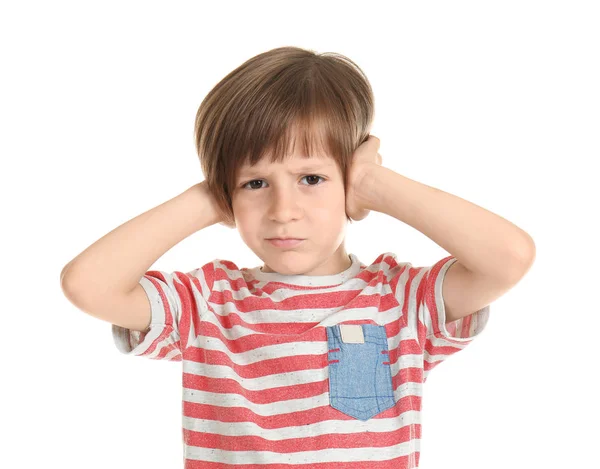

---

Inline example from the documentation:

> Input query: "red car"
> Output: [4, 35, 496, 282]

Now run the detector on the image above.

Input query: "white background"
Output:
[2, 1, 598, 468]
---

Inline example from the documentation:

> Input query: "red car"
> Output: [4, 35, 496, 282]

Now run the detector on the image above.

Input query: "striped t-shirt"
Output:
[112, 252, 490, 468]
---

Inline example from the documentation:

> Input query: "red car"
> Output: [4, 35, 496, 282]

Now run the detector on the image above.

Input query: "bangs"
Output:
[241, 115, 343, 169]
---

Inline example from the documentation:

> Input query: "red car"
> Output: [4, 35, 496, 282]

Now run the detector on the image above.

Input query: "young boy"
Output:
[60, 46, 535, 468]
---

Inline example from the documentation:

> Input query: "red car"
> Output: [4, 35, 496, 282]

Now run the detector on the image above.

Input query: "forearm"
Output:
[358, 165, 536, 282]
[60, 181, 221, 296]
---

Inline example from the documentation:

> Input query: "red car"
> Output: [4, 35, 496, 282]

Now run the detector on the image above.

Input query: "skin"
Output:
[230, 147, 353, 277]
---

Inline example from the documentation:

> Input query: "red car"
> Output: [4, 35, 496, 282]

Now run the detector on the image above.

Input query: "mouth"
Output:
[266, 238, 305, 248]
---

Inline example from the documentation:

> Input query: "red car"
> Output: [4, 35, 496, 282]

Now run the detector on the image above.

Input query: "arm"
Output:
[356, 165, 536, 322]
[60, 181, 222, 330]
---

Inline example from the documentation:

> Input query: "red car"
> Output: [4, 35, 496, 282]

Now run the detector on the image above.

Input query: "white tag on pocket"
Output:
[340, 324, 365, 344]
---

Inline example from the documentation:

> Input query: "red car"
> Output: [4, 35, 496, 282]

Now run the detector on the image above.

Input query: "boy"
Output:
[60, 46, 535, 468]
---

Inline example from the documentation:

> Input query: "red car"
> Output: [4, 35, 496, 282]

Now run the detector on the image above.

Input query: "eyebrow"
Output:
[238, 163, 334, 177]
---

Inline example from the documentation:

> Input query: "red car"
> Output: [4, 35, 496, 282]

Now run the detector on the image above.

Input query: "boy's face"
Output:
[231, 147, 351, 277]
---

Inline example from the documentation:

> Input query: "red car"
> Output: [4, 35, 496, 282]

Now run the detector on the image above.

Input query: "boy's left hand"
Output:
[346, 135, 383, 222]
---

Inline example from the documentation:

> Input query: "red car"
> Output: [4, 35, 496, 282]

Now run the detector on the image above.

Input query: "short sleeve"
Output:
[111, 262, 215, 360]
[392, 254, 490, 380]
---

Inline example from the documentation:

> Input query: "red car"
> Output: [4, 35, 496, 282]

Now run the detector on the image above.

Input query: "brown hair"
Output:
[194, 46, 374, 227]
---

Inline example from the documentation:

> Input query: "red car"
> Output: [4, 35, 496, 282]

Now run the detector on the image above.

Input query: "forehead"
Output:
[237, 154, 336, 176]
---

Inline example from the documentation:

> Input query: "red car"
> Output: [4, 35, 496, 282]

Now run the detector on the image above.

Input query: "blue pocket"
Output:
[326, 323, 396, 420]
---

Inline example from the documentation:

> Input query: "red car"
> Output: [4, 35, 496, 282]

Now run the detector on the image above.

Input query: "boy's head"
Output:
[194, 46, 374, 276]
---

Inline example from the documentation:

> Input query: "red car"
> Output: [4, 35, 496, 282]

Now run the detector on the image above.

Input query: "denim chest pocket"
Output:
[326, 323, 396, 421]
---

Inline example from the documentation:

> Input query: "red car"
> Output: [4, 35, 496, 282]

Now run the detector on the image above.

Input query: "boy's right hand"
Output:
[190, 181, 235, 229]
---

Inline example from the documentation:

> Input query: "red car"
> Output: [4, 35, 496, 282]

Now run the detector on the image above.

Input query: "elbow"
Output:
[515, 233, 536, 277]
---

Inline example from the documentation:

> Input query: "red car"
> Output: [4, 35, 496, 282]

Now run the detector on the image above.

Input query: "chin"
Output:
[265, 259, 307, 276]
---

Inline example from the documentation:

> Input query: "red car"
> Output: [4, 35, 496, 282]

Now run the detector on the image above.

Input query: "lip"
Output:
[267, 238, 305, 248]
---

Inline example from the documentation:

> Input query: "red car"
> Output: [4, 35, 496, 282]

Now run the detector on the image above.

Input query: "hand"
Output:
[190, 181, 235, 229]
[345, 135, 383, 222]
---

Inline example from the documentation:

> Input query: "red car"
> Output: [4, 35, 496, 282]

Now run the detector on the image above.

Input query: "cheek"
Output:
[232, 204, 260, 233]
[320, 188, 346, 209]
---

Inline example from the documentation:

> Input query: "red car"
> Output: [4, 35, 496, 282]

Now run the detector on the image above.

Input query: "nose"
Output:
[267, 187, 303, 222]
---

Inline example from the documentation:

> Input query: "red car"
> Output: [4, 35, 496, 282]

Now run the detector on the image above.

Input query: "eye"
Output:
[241, 175, 326, 190]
